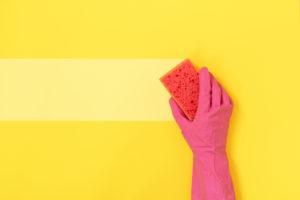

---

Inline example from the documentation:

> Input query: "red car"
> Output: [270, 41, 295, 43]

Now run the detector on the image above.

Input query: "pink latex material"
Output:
[169, 67, 236, 200]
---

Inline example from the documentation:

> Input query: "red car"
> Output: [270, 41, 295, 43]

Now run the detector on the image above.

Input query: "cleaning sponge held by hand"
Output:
[160, 59, 199, 120]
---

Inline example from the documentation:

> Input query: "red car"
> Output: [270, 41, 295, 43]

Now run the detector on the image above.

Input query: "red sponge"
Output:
[160, 59, 199, 121]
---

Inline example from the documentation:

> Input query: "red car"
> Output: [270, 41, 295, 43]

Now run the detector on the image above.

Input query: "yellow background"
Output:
[0, 0, 300, 199]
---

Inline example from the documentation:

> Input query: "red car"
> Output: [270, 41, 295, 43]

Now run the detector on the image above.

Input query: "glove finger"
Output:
[197, 67, 212, 113]
[221, 85, 233, 106]
[211, 73, 221, 107]
[169, 98, 189, 129]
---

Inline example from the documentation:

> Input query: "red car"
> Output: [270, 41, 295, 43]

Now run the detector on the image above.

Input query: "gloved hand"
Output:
[169, 67, 236, 200]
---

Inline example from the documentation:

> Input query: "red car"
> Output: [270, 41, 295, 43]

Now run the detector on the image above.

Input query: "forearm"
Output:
[191, 151, 235, 200]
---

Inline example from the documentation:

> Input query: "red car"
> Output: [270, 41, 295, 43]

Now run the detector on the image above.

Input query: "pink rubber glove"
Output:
[169, 67, 235, 200]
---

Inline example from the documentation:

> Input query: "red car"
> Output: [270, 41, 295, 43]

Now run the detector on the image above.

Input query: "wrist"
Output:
[192, 151, 235, 200]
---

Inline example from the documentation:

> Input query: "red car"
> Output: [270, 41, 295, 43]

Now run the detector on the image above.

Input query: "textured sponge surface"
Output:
[160, 59, 199, 120]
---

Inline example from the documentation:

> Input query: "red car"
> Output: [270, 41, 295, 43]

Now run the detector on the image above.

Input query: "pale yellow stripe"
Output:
[0, 59, 183, 121]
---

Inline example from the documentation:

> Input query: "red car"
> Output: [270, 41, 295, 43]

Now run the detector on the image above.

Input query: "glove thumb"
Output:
[169, 98, 190, 130]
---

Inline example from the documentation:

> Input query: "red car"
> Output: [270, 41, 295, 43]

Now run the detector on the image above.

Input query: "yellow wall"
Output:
[0, 122, 193, 200]
[0, 0, 300, 199]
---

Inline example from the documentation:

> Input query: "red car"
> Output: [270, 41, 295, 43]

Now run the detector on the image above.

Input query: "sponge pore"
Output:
[160, 59, 199, 121]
